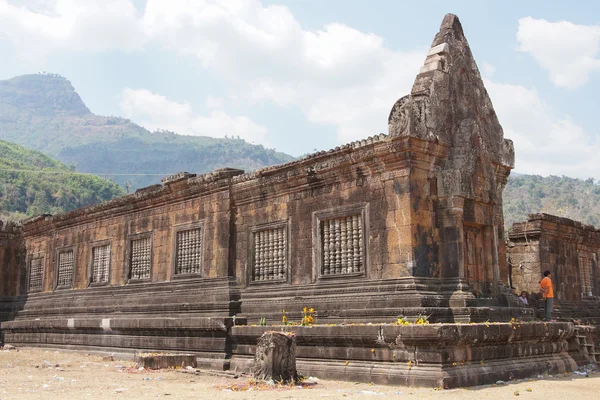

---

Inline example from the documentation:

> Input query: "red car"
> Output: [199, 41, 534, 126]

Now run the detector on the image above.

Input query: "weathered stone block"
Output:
[252, 331, 298, 383]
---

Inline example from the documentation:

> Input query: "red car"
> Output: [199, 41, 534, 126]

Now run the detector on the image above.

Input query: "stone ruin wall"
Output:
[0, 221, 24, 323]
[2, 14, 520, 323]
[10, 135, 515, 323]
[0, 221, 23, 298]
[20, 174, 233, 293]
[12, 135, 451, 306]
[508, 213, 600, 302]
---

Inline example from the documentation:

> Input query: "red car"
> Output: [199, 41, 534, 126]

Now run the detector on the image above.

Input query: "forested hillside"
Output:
[0, 139, 125, 221]
[503, 174, 600, 230]
[0, 73, 293, 189]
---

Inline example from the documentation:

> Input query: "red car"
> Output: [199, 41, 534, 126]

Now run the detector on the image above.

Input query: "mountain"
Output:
[0, 73, 293, 189]
[503, 174, 600, 230]
[0, 139, 125, 221]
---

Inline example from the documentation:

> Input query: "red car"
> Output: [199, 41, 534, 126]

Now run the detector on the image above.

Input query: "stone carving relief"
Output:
[388, 95, 411, 136]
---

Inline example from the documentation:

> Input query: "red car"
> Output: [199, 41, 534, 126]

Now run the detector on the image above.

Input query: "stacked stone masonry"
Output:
[508, 213, 600, 301]
[508, 213, 600, 323]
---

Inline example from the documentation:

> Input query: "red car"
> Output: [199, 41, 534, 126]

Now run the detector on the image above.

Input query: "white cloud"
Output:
[486, 79, 600, 179]
[4, 1, 599, 180]
[141, 0, 424, 143]
[517, 17, 600, 88]
[0, 0, 144, 59]
[204, 96, 225, 109]
[120, 87, 268, 144]
[1, 0, 424, 145]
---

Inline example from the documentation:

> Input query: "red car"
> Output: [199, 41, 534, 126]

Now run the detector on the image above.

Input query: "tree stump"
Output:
[252, 331, 298, 383]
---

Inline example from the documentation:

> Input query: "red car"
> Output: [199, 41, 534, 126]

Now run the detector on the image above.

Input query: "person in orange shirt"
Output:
[540, 270, 554, 321]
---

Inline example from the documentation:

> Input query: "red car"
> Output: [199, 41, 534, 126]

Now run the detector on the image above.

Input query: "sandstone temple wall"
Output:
[4, 13, 520, 324]
[508, 213, 600, 302]
[22, 179, 232, 292]
[0, 221, 23, 298]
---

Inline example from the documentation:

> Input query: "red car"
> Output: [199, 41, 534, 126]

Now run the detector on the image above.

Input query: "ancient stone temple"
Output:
[0, 14, 588, 387]
[508, 213, 600, 322]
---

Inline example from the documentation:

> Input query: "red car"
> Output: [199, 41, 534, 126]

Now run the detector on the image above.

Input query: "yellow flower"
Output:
[309, 308, 315, 314]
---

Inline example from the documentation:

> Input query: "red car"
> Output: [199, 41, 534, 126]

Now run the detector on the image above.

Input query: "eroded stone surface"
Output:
[509, 213, 600, 323]
[252, 331, 297, 383]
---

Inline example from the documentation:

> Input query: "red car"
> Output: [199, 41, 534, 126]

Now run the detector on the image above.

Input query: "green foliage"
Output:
[504, 174, 600, 230]
[0, 74, 294, 189]
[0, 139, 125, 220]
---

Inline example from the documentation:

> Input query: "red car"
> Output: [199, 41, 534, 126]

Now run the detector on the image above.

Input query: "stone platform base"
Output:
[135, 353, 197, 369]
[240, 278, 535, 324]
[0, 316, 242, 370]
[1, 320, 581, 387]
[230, 323, 578, 388]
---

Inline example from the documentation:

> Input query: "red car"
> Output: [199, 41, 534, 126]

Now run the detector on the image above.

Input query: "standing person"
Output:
[540, 270, 554, 321]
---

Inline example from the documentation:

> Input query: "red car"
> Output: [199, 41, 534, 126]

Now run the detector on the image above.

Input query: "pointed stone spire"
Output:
[388, 14, 514, 284]
[388, 13, 514, 192]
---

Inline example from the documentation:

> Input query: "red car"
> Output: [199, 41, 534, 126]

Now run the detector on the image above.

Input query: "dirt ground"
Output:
[1, 348, 599, 400]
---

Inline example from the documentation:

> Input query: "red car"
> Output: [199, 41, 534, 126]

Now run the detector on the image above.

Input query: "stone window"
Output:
[314, 204, 368, 278]
[128, 235, 152, 281]
[28, 257, 44, 292]
[321, 215, 363, 275]
[91, 243, 111, 285]
[579, 256, 594, 297]
[174, 226, 203, 276]
[251, 224, 287, 282]
[56, 249, 74, 289]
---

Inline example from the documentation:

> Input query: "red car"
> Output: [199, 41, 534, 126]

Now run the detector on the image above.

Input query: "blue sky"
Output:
[1, 0, 599, 179]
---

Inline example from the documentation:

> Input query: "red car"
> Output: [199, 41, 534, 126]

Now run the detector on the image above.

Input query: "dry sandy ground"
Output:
[1, 348, 599, 400]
